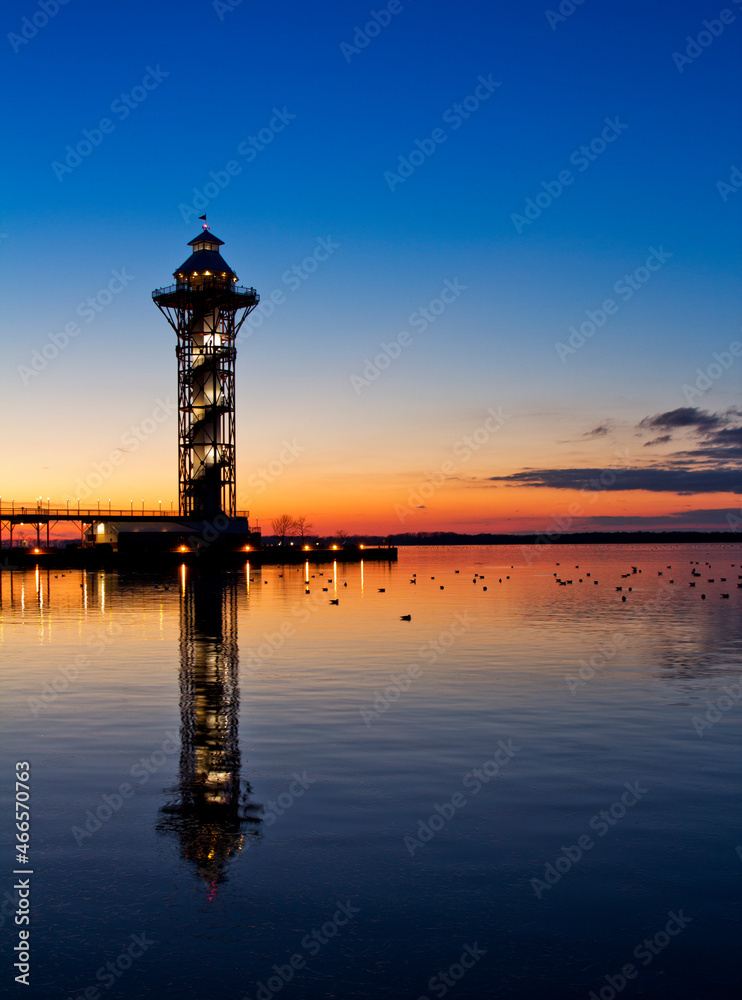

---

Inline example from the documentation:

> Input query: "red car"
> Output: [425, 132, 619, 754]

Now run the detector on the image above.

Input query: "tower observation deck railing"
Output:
[152, 281, 259, 300]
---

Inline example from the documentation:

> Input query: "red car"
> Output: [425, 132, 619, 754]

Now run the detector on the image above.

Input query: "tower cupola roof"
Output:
[187, 229, 224, 247]
[175, 230, 236, 281]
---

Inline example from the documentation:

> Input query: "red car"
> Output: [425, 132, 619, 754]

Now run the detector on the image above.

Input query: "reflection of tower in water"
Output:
[157, 571, 261, 885]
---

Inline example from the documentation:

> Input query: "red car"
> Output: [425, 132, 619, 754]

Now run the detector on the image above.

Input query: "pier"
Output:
[0, 502, 244, 549]
[0, 503, 396, 568]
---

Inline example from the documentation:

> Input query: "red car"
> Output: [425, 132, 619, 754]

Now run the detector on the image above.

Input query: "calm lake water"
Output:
[1, 543, 740, 999]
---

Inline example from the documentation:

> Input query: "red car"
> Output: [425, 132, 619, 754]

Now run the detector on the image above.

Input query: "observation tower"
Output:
[152, 224, 259, 520]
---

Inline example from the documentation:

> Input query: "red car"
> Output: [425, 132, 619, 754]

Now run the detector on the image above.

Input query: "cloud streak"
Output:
[643, 435, 672, 447]
[582, 508, 740, 528]
[487, 468, 741, 494]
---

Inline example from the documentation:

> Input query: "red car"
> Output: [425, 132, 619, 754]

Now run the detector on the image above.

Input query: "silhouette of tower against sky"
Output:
[157, 572, 261, 886]
[152, 225, 259, 520]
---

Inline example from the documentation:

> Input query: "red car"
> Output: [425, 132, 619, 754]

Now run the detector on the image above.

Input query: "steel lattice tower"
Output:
[152, 226, 259, 519]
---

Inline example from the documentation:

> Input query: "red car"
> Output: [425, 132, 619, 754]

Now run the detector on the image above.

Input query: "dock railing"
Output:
[0, 503, 252, 522]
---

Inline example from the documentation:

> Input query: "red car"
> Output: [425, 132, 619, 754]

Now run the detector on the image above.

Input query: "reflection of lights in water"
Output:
[245, 562, 250, 595]
[304, 560, 310, 584]
[157, 574, 261, 887]
[360, 560, 364, 593]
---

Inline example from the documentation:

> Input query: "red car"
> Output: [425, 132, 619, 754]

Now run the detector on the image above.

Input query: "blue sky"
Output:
[1, 0, 740, 533]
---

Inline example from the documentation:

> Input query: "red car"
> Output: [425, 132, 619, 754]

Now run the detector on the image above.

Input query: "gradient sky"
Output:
[1, 0, 740, 535]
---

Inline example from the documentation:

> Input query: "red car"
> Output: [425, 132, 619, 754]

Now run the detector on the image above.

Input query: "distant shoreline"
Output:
[384, 531, 740, 546]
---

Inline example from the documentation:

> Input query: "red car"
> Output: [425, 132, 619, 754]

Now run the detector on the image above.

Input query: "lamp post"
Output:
[158, 499, 162, 515]
[141, 499, 144, 514]
[97, 499, 100, 515]
[130, 500, 133, 514]
[66, 499, 69, 515]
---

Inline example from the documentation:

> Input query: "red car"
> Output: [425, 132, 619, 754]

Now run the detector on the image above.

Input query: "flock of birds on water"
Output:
[235, 556, 740, 619]
[248, 566, 523, 620]
[47, 558, 739, 618]
[48, 557, 741, 609]
[553, 559, 736, 602]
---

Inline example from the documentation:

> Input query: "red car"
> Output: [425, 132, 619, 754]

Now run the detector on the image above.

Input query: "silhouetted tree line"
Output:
[264, 529, 737, 546]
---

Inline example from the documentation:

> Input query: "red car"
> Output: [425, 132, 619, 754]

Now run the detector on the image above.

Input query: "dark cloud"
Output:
[638, 407, 722, 431]
[633, 407, 742, 464]
[488, 410, 742, 501]
[673, 446, 742, 462]
[712, 426, 742, 446]
[670, 424, 742, 462]
[487, 467, 742, 494]
[643, 435, 672, 447]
